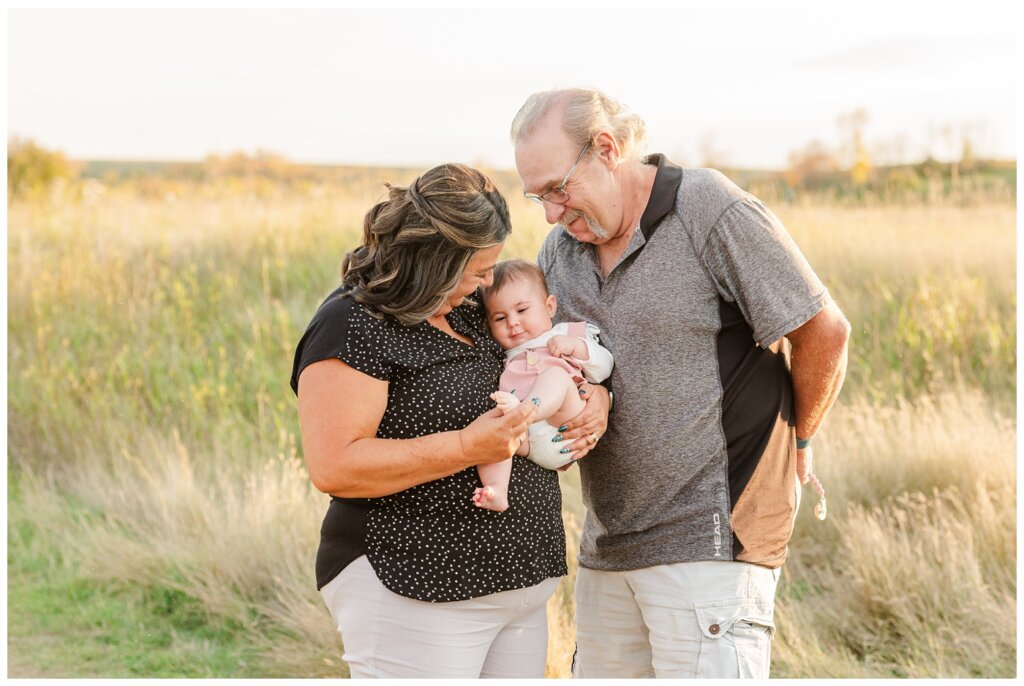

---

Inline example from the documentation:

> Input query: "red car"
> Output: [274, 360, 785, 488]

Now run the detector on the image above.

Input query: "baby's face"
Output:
[484, 277, 556, 350]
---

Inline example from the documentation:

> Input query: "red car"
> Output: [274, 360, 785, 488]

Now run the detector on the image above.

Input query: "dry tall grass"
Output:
[7, 179, 1016, 677]
[9, 390, 1013, 677]
[773, 391, 1015, 677]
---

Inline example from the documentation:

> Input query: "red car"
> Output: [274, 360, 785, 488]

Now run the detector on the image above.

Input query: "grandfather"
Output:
[511, 88, 850, 678]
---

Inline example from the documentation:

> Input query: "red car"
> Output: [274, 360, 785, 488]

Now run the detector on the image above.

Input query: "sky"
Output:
[6, 4, 1018, 170]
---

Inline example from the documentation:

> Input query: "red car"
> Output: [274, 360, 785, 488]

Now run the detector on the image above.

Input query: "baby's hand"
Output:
[547, 335, 579, 358]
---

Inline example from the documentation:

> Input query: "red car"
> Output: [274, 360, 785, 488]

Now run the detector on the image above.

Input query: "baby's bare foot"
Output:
[490, 390, 520, 412]
[473, 486, 509, 512]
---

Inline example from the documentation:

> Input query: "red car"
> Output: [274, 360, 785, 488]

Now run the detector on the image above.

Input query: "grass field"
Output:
[6, 172, 1016, 677]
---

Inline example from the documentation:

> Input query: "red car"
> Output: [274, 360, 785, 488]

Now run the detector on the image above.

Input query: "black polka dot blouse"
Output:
[290, 286, 567, 602]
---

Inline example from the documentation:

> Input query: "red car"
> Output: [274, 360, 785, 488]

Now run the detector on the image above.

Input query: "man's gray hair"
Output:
[510, 88, 648, 161]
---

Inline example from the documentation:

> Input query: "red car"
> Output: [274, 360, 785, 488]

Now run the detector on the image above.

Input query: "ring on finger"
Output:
[589, 433, 599, 445]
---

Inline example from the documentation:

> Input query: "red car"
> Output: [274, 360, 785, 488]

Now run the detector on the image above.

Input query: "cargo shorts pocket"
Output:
[693, 598, 775, 678]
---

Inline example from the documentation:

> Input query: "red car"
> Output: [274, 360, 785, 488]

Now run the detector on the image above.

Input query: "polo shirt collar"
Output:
[638, 153, 683, 239]
[564, 153, 683, 261]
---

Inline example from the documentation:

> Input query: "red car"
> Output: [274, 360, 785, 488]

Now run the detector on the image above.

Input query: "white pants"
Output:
[320, 555, 559, 678]
[573, 560, 780, 678]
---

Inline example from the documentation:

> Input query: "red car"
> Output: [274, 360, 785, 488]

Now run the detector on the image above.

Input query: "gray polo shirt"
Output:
[538, 155, 830, 571]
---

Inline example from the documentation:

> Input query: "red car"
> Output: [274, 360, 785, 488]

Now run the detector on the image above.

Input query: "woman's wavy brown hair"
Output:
[341, 163, 511, 325]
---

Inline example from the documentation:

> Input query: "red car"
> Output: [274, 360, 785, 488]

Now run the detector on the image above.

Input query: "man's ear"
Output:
[546, 294, 557, 317]
[592, 130, 621, 168]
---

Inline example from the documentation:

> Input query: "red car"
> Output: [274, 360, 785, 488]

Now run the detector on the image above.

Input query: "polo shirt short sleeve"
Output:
[700, 196, 830, 349]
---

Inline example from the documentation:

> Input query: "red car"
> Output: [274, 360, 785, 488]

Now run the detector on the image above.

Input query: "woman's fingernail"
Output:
[551, 435, 563, 443]
[578, 389, 586, 395]
[560, 448, 571, 454]
[558, 425, 568, 432]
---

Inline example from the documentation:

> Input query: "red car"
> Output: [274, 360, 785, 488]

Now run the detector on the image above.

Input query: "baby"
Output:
[475, 259, 613, 511]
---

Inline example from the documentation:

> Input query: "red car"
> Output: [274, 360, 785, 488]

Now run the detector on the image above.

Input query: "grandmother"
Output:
[290, 163, 576, 678]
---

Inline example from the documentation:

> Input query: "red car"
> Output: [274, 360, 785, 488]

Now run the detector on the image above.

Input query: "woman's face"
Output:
[434, 242, 504, 317]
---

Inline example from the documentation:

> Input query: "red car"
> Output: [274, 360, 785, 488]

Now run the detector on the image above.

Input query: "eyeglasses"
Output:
[523, 140, 591, 205]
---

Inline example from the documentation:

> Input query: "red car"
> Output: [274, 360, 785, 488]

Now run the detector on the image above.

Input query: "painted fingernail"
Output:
[558, 425, 568, 432]
[551, 435, 563, 443]
[578, 389, 586, 395]
[560, 448, 572, 454]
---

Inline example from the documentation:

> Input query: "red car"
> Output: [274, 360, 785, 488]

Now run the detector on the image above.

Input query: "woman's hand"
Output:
[554, 383, 610, 468]
[299, 358, 536, 498]
[460, 401, 538, 465]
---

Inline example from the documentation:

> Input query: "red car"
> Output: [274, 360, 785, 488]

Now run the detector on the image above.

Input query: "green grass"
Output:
[6, 574, 264, 678]
[7, 500, 267, 678]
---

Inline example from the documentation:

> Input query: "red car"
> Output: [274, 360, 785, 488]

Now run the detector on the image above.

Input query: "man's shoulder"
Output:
[670, 168, 759, 239]
[677, 168, 750, 205]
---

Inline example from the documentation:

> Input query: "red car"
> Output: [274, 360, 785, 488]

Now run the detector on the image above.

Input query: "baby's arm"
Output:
[579, 337, 613, 383]
[547, 334, 589, 359]
[547, 324, 613, 383]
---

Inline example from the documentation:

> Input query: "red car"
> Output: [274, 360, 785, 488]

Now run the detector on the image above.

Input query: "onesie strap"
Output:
[565, 321, 588, 339]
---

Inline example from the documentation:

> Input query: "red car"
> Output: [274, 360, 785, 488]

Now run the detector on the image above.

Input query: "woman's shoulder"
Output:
[307, 286, 402, 336]
[310, 286, 370, 323]
[291, 287, 394, 392]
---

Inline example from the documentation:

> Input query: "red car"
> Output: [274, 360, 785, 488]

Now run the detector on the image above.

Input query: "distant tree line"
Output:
[732, 109, 1015, 204]
[8, 129, 1016, 205]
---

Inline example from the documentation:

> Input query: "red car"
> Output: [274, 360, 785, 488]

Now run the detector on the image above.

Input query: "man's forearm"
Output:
[787, 302, 851, 440]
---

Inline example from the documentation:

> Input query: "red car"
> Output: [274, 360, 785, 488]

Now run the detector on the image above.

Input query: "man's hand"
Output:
[552, 383, 610, 470]
[796, 445, 812, 485]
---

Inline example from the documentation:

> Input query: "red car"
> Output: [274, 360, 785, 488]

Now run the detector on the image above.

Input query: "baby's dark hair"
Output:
[480, 259, 550, 307]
